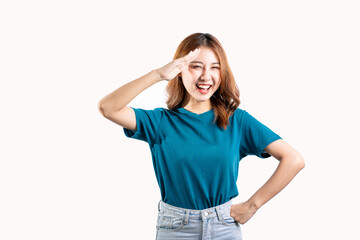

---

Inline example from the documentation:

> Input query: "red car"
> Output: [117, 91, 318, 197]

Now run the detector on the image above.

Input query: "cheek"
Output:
[213, 81, 221, 91]
[182, 71, 195, 81]
[182, 80, 196, 91]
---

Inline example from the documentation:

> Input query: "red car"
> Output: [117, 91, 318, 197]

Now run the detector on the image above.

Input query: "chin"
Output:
[197, 95, 213, 101]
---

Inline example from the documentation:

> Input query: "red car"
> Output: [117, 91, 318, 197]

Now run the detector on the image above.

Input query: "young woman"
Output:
[98, 33, 305, 240]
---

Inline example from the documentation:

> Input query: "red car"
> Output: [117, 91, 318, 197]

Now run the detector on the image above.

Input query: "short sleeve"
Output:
[123, 107, 163, 146]
[240, 110, 282, 159]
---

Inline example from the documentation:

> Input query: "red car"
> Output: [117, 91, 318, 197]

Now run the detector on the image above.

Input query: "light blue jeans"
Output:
[156, 199, 242, 240]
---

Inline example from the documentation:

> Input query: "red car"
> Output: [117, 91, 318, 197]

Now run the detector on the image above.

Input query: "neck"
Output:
[181, 100, 212, 113]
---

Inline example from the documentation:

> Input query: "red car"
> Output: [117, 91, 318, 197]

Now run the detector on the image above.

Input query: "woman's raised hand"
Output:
[156, 48, 201, 81]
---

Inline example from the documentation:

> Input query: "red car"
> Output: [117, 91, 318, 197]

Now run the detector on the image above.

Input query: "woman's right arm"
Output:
[98, 69, 162, 131]
[98, 47, 201, 131]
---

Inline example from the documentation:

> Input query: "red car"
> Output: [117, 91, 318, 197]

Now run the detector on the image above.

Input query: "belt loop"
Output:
[184, 210, 190, 225]
[158, 199, 161, 212]
[215, 206, 223, 222]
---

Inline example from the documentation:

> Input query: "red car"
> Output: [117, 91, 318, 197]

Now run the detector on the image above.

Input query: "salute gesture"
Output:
[156, 48, 201, 81]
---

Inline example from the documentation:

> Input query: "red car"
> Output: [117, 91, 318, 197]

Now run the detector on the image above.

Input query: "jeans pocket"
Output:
[156, 210, 185, 232]
[222, 214, 237, 226]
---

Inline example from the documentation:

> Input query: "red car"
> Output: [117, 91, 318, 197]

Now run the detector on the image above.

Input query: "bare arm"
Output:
[230, 139, 305, 224]
[98, 48, 201, 130]
[98, 69, 161, 115]
[248, 139, 305, 209]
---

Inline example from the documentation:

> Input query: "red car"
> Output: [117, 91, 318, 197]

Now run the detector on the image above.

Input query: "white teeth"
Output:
[197, 85, 211, 89]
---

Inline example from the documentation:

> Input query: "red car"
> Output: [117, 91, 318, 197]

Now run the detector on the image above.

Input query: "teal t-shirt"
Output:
[123, 107, 282, 210]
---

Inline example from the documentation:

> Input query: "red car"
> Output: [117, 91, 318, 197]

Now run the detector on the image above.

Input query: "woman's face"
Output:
[181, 47, 221, 104]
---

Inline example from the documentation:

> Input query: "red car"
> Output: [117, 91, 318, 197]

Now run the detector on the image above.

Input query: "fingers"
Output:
[176, 48, 201, 73]
[178, 62, 187, 72]
[181, 48, 201, 63]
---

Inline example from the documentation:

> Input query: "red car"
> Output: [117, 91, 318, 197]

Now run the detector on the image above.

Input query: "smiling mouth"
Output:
[196, 84, 212, 94]
[196, 84, 212, 90]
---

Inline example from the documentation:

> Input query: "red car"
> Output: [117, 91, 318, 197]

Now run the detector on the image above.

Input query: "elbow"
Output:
[98, 101, 106, 117]
[294, 154, 305, 170]
[280, 153, 305, 170]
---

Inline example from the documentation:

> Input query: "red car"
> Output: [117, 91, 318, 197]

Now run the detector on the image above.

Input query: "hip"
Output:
[155, 199, 242, 240]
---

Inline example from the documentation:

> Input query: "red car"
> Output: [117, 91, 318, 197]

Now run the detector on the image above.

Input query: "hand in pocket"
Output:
[230, 201, 258, 224]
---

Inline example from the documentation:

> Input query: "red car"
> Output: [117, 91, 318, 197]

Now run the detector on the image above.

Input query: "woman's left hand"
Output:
[230, 201, 258, 224]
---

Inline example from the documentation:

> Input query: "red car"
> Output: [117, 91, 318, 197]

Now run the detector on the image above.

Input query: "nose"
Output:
[201, 68, 212, 81]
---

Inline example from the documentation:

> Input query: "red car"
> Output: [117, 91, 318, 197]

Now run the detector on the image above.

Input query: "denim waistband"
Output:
[157, 200, 233, 223]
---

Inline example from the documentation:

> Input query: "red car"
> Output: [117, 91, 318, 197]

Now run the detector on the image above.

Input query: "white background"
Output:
[1, 0, 359, 239]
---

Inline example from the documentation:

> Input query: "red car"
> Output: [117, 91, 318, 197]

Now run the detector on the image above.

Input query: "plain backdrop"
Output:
[1, 0, 359, 239]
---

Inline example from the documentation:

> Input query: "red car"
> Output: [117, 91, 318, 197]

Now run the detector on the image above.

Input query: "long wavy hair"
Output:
[165, 33, 240, 130]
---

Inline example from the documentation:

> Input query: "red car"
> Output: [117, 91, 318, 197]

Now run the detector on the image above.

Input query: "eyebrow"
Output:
[190, 61, 220, 65]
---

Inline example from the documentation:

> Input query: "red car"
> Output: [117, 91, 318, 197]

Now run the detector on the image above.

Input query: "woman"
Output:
[98, 33, 305, 240]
